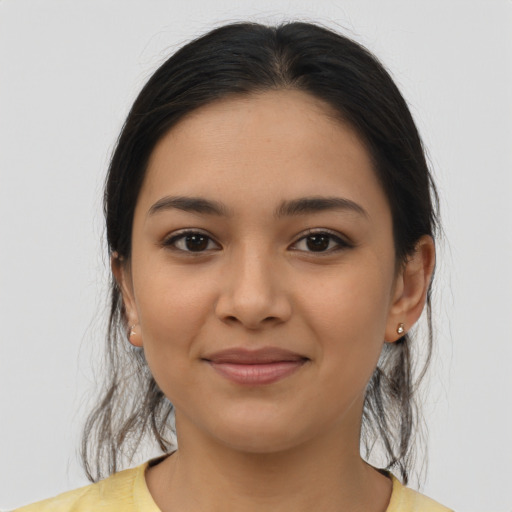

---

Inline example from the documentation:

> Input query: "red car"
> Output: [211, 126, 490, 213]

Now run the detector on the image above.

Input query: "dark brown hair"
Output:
[81, 21, 439, 486]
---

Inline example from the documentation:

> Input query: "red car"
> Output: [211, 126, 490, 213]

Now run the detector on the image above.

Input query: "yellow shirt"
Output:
[13, 460, 453, 512]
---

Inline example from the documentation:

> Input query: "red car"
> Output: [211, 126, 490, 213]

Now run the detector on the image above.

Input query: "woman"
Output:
[15, 21, 452, 511]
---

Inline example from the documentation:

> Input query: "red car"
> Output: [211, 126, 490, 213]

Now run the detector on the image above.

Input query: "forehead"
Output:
[139, 90, 388, 222]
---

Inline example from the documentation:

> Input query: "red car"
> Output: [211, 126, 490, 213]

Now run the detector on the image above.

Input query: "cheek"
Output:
[297, 260, 393, 384]
[136, 262, 213, 328]
[133, 265, 215, 386]
[300, 259, 393, 334]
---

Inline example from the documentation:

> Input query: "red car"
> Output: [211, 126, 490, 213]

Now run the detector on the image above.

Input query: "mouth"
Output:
[202, 347, 309, 386]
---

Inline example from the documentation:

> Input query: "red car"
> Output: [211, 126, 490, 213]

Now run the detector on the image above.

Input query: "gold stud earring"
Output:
[397, 323, 405, 335]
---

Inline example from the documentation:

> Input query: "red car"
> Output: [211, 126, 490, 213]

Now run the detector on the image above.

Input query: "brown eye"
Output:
[164, 231, 220, 253]
[292, 231, 350, 254]
[306, 234, 331, 251]
[184, 234, 209, 251]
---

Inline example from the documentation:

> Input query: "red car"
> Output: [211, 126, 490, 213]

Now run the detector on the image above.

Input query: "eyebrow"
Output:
[147, 195, 368, 219]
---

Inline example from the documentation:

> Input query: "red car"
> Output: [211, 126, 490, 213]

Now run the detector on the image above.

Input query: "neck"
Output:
[146, 409, 392, 512]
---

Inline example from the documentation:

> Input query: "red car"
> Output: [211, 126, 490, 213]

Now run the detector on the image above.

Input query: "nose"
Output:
[214, 246, 292, 330]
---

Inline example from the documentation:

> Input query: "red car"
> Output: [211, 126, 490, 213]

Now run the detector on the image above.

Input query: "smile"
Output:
[203, 347, 309, 386]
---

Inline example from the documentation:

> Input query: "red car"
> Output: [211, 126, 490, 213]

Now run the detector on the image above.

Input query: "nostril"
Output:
[225, 315, 238, 322]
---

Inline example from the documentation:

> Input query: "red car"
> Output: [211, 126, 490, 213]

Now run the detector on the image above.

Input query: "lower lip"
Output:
[207, 360, 306, 385]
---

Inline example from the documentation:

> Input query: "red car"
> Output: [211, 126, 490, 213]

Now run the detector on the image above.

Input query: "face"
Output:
[118, 90, 413, 454]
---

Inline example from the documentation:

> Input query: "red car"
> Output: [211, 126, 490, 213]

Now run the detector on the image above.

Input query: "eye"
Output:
[291, 231, 351, 253]
[163, 230, 220, 253]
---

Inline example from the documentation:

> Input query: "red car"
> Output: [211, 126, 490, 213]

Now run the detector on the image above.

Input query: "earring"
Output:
[129, 325, 136, 337]
[397, 323, 405, 335]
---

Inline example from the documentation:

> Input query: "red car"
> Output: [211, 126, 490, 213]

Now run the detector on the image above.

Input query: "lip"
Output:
[203, 347, 308, 386]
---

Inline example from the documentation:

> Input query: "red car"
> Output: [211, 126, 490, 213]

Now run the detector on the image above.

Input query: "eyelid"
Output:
[162, 229, 221, 253]
[161, 228, 353, 255]
[289, 228, 353, 253]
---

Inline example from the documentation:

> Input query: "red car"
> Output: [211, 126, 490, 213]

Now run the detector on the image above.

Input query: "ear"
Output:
[111, 253, 143, 347]
[385, 235, 436, 342]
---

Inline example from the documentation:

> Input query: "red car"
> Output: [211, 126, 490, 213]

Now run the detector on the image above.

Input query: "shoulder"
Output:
[387, 475, 453, 512]
[12, 462, 159, 512]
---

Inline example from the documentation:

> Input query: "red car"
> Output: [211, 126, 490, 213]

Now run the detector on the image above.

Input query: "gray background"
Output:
[1, 1, 511, 510]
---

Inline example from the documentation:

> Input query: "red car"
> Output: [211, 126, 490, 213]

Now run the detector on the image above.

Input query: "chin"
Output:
[218, 431, 303, 455]
[207, 411, 313, 455]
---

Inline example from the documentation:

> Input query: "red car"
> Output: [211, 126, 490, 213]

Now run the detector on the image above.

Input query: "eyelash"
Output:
[162, 229, 353, 256]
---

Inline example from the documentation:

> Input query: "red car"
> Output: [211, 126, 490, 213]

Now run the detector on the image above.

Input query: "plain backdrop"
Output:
[1, 1, 511, 510]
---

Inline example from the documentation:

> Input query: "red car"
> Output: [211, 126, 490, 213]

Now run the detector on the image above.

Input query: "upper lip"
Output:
[203, 347, 308, 364]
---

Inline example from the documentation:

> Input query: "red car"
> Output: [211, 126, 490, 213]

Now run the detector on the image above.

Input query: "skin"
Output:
[114, 89, 435, 512]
